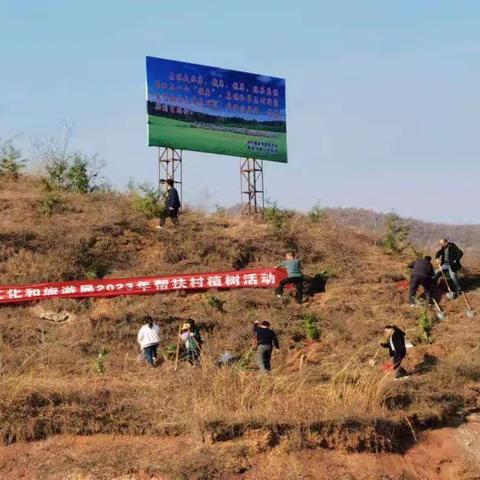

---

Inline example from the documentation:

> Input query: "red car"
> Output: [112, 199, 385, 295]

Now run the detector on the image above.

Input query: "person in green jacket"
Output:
[275, 251, 304, 304]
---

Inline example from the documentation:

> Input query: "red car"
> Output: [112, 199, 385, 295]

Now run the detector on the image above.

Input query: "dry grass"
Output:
[1, 175, 480, 463]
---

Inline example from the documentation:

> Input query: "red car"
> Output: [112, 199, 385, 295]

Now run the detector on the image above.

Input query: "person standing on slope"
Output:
[179, 323, 201, 366]
[275, 251, 304, 304]
[137, 316, 161, 367]
[381, 325, 407, 379]
[408, 256, 435, 307]
[435, 239, 464, 296]
[253, 320, 279, 373]
[158, 178, 181, 228]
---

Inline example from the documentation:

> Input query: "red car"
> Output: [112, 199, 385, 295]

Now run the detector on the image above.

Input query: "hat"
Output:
[181, 323, 190, 330]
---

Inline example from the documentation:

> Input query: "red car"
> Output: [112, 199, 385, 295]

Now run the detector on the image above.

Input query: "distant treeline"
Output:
[147, 101, 286, 133]
[327, 207, 480, 255]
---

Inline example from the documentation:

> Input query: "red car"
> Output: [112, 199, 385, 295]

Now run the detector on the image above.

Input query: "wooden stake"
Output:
[174, 324, 182, 372]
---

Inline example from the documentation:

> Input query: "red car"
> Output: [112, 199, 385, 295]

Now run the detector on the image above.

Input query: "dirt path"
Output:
[1, 421, 480, 480]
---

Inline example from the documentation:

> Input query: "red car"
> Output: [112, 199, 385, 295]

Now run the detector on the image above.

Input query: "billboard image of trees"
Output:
[146, 56, 287, 163]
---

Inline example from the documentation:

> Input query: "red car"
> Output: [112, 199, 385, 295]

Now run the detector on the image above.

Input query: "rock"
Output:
[33, 305, 75, 323]
[466, 413, 480, 423]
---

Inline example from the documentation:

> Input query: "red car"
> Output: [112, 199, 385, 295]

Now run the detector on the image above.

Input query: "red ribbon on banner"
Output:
[0, 268, 287, 305]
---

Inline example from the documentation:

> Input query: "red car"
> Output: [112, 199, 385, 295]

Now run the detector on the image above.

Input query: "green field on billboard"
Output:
[147, 115, 287, 163]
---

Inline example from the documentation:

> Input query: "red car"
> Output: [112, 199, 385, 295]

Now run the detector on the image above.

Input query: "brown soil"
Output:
[2, 176, 480, 478]
[1, 422, 480, 479]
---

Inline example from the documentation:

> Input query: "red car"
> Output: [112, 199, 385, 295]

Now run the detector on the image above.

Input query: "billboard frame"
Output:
[240, 158, 264, 215]
[158, 147, 183, 205]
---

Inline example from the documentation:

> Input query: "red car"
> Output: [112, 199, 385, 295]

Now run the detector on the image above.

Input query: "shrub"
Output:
[382, 213, 410, 255]
[205, 294, 226, 313]
[264, 202, 287, 231]
[308, 202, 326, 223]
[43, 152, 103, 193]
[85, 261, 109, 279]
[161, 344, 178, 361]
[409, 244, 425, 259]
[0, 139, 26, 179]
[130, 183, 165, 219]
[302, 313, 321, 341]
[34, 125, 105, 193]
[236, 347, 255, 370]
[37, 179, 65, 216]
[214, 204, 227, 216]
[418, 310, 432, 343]
[94, 348, 110, 374]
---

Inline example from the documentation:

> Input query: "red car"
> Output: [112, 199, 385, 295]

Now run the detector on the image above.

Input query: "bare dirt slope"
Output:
[1, 422, 480, 479]
[1, 176, 480, 479]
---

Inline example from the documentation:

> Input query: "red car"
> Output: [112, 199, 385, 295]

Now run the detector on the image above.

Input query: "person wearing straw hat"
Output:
[253, 320, 279, 373]
[179, 322, 201, 366]
[137, 316, 161, 367]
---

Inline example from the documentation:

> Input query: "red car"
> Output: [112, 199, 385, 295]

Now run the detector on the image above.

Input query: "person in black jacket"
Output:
[434, 239, 464, 295]
[253, 321, 279, 373]
[381, 325, 407, 378]
[159, 179, 181, 228]
[408, 256, 434, 306]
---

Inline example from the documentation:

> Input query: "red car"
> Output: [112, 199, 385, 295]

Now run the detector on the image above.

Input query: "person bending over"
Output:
[381, 325, 407, 379]
[408, 255, 434, 306]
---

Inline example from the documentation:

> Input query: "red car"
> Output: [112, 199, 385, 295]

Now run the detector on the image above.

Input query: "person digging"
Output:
[381, 325, 408, 379]
[275, 251, 304, 304]
[407, 256, 434, 307]
[434, 239, 464, 298]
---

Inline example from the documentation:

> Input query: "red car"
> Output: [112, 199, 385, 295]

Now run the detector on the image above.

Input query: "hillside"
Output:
[1, 176, 480, 479]
[328, 207, 480, 255]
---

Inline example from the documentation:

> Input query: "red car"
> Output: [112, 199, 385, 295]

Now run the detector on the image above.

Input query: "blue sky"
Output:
[1, 1, 479, 223]
[146, 56, 287, 121]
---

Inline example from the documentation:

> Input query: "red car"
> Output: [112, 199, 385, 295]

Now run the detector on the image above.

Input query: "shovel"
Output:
[432, 298, 446, 321]
[439, 267, 456, 300]
[460, 292, 476, 319]
[368, 345, 383, 367]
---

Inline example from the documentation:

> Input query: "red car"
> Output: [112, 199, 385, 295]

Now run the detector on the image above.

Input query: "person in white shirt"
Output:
[137, 316, 161, 367]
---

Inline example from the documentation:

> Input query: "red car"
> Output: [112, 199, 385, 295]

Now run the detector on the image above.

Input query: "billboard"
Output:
[146, 56, 287, 163]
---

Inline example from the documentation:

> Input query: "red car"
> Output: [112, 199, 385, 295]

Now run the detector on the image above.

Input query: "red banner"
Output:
[0, 268, 287, 305]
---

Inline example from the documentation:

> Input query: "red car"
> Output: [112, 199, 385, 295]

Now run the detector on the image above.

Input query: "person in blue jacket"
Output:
[159, 179, 181, 228]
